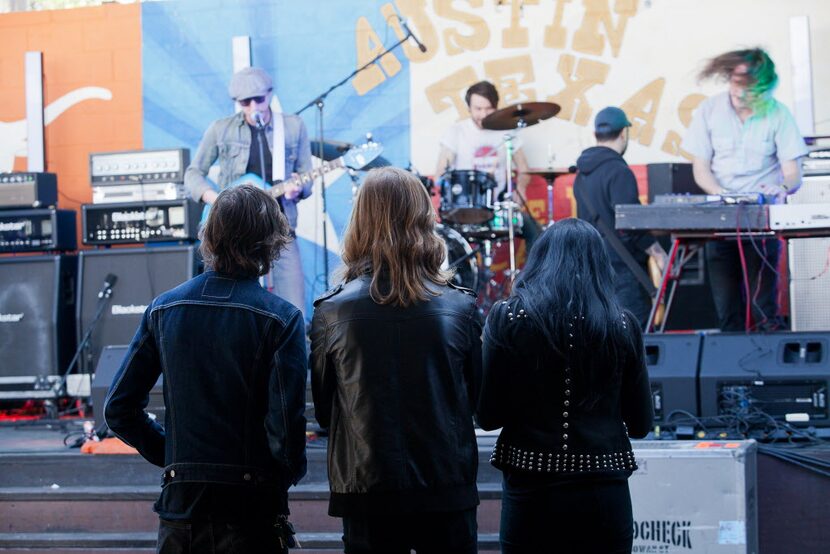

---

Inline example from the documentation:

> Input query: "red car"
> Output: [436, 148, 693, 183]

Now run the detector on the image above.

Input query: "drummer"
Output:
[435, 80, 538, 249]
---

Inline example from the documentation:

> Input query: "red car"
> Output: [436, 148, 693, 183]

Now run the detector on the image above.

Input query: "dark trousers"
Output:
[342, 508, 478, 554]
[612, 261, 652, 329]
[500, 476, 633, 554]
[705, 238, 780, 331]
[157, 518, 286, 554]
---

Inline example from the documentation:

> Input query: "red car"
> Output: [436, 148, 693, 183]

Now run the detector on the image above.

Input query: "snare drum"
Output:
[438, 170, 496, 225]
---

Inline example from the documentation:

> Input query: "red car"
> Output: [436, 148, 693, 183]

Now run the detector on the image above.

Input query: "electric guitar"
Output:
[200, 141, 384, 224]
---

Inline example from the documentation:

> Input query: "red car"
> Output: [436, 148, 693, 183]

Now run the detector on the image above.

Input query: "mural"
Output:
[1, 0, 828, 316]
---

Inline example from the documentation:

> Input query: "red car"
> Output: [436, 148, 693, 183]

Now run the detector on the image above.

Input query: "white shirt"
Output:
[681, 92, 807, 193]
[440, 118, 523, 195]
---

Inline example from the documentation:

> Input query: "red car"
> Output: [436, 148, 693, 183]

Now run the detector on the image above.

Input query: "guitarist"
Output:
[573, 107, 668, 329]
[185, 67, 312, 317]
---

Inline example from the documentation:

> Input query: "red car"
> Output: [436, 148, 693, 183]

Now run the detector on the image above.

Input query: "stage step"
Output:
[0, 532, 501, 552]
[0, 484, 502, 542]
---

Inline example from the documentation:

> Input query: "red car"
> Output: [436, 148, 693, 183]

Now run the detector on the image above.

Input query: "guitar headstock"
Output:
[342, 142, 384, 171]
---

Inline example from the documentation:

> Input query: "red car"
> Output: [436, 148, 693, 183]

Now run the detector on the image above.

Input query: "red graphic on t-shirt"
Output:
[473, 145, 499, 177]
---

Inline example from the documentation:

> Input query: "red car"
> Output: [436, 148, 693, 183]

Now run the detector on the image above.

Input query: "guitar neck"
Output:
[270, 157, 346, 199]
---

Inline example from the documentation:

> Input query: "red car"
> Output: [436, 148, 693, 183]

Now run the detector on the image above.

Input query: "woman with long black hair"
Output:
[478, 217, 653, 553]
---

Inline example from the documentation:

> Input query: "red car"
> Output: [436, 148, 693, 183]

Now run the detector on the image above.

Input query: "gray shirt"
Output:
[681, 92, 807, 193]
[184, 111, 312, 228]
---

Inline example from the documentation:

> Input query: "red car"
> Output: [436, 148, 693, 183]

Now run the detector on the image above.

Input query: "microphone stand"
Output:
[296, 29, 414, 290]
[56, 282, 115, 397]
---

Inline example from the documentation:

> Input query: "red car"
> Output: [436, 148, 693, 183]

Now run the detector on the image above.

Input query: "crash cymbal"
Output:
[312, 138, 391, 169]
[526, 167, 576, 179]
[482, 102, 561, 131]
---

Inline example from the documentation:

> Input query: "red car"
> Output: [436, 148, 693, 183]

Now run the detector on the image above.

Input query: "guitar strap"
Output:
[270, 110, 286, 183]
[579, 187, 656, 297]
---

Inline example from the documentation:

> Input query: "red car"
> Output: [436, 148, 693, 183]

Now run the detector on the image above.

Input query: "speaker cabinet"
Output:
[0, 255, 77, 398]
[643, 333, 701, 424]
[645, 163, 704, 202]
[77, 246, 200, 373]
[700, 332, 830, 426]
[787, 175, 830, 331]
[91, 345, 164, 424]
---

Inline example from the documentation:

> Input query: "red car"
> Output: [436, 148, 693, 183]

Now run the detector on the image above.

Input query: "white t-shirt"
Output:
[440, 118, 523, 195]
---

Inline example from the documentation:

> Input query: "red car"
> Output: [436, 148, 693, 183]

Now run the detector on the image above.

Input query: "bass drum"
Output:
[437, 224, 478, 292]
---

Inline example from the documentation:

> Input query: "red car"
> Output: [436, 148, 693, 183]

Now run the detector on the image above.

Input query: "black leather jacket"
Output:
[478, 299, 653, 477]
[310, 276, 482, 516]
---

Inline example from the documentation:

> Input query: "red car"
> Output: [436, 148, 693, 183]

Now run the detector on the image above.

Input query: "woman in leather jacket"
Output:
[311, 167, 482, 553]
[478, 218, 653, 554]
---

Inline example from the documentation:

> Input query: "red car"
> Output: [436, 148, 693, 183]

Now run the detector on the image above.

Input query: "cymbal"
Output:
[482, 102, 561, 131]
[312, 138, 390, 169]
[526, 167, 576, 179]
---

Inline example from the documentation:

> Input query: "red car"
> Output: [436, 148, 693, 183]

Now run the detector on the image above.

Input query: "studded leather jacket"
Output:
[310, 276, 482, 516]
[478, 300, 653, 476]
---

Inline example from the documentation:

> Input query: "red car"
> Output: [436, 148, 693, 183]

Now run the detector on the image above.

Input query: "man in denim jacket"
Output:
[185, 67, 312, 317]
[105, 185, 308, 553]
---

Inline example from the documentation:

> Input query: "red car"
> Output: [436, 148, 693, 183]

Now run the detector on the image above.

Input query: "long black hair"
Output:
[512, 218, 635, 406]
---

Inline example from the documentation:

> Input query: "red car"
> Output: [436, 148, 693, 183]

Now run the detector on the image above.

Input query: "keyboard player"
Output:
[681, 48, 808, 331]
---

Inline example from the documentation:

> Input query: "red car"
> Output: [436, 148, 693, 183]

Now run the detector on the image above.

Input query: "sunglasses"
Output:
[238, 94, 269, 107]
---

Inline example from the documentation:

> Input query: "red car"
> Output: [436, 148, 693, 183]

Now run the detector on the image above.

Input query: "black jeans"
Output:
[705, 238, 780, 331]
[612, 261, 652, 329]
[500, 475, 633, 554]
[342, 508, 478, 553]
[157, 518, 287, 554]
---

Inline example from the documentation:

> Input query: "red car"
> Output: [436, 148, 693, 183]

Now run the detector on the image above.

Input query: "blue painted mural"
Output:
[141, 0, 411, 317]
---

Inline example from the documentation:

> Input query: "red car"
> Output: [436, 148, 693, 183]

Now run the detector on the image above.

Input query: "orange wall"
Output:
[0, 4, 142, 248]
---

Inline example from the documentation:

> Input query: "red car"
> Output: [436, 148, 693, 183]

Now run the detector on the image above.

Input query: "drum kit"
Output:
[434, 100, 562, 310]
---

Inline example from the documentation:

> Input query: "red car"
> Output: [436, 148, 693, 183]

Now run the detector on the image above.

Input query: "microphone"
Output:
[253, 111, 265, 129]
[98, 273, 118, 299]
[401, 19, 427, 53]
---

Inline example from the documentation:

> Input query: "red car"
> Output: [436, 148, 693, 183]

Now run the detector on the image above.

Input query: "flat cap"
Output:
[228, 67, 273, 100]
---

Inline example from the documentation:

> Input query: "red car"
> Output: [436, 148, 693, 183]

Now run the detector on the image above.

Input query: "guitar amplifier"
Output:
[0, 172, 58, 209]
[90, 148, 189, 186]
[0, 209, 76, 252]
[81, 199, 201, 245]
[92, 182, 186, 205]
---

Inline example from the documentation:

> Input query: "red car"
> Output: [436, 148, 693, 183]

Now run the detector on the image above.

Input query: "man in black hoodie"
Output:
[573, 107, 667, 327]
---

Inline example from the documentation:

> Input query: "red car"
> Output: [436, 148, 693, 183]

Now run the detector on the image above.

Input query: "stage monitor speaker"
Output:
[91, 345, 164, 424]
[643, 333, 701, 424]
[700, 332, 830, 426]
[0, 255, 76, 398]
[77, 245, 200, 374]
[646, 163, 704, 202]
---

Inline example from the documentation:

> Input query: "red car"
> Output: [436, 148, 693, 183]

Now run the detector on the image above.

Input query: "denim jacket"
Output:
[104, 271, 308, 514]
[184, 111, 313, 228]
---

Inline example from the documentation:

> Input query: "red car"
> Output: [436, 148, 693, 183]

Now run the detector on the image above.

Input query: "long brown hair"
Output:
[341, 167, 452, 306]
[199, 184, 291, 278]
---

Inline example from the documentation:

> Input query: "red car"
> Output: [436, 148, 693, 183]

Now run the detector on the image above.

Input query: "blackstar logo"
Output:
[111, 304, 147, 315]
[0, 221, 29, 232]
[111, 211, 146, 223]
[0, 313, 24, 323]
[633, 520, 692, 551]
